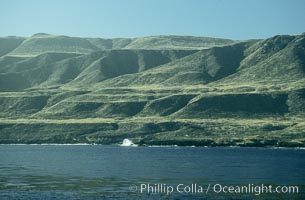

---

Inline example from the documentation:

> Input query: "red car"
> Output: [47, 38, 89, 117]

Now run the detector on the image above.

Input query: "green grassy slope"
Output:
[120, 35, 235, 50]
[212, 34, 305, 86]
[0, 36, 25, 57]
[3, 34, 235, 57]
[0, 52, 82, 91]
[87, 35, 235, 50]
[8, 33, 100, 56]
[0, 33, 305, 146]
[0, 56, 27, 68]
[0, 49, 196, 91]
[97, 42, 250, 87]
[97, 35, 305, 88]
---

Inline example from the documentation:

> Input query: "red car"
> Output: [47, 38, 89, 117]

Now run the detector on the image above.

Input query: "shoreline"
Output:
[1, 143, 305, 150]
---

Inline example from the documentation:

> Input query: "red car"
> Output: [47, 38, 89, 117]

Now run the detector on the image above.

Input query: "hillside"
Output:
[0, 33, 305, 147]
[0, 36, 25, 57]
[8, 33, 100, 56]
[5, 33, 235, 57]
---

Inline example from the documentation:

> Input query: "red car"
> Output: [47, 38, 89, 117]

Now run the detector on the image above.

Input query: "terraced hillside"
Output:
[0, 33, 304, 147]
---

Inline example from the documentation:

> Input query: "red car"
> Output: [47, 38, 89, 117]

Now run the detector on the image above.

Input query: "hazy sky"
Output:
[1, 0, 304, 39]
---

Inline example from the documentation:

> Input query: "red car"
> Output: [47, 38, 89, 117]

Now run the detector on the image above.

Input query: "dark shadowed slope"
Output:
[0, 49, 197, 91]
[0, 36, 26, 57]
[97, 42, 250, 87]
[212, 34, 305, 86]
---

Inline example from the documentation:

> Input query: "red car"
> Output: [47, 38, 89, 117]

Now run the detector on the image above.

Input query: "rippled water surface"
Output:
[0, 145, 304, 199]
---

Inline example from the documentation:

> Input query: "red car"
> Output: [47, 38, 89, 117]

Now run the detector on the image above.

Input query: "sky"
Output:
[0, 0, 305, 40]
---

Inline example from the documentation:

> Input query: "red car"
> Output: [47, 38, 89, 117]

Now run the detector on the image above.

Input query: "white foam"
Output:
[0, 143, 93, 146]
[120, 139, 138, 147]
[148, 145, 178, 148]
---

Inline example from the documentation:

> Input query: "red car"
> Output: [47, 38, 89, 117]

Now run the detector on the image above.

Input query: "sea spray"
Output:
[120, 139, 138, 147]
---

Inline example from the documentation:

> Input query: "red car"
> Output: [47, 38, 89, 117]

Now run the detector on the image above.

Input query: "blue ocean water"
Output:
[0, 145, 304, 199]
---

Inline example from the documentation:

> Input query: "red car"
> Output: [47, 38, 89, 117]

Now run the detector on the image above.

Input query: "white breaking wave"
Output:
[120, 139, 138, 147]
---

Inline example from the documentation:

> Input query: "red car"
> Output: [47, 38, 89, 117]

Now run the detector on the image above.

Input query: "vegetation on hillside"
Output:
[0, 33, 304, 146]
